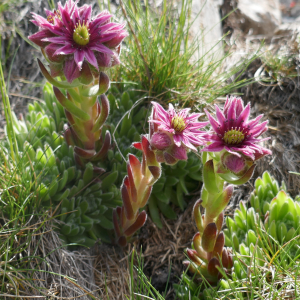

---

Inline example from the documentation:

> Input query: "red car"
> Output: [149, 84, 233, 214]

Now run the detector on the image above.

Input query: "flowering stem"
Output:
[113, 136, 161, 247]
[184, 152, 234, 284]
[48, 70, 111, 169]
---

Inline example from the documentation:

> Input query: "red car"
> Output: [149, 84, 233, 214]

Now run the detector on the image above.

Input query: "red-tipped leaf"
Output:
[64, 127, 75, 146]
[121, 179, 134, 220]
[187, 249, 201, 264]
[132, 142, 142, 151]
[216, 212, 224, 233]
[129, 154, 142, 184]
[148, 166, 161, 182]
[202, 223, 217, 253]
[127, 163, 137, 202]
[207, 257, 220, 277]
[74, 146, 95, 159]
[91, 131, 111, 161]
[142, 136, 156, 166]
[124, 211, 147, 237]
[99, 72, 110, 94]
[212, 232, 225, 258]
[221, 248, 229, 269]
[163, 152, 177, 165]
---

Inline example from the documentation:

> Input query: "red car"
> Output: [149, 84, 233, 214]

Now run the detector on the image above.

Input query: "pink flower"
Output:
[28, 0, 128, 82]
[203, 96, 272, 161]
[149, 102, 209, 164]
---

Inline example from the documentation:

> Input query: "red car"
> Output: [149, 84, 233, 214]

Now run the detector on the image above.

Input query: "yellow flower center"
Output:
[73, 21, 90, 46]
[171, 116, 186, 133]
[223, 129, 245, 145]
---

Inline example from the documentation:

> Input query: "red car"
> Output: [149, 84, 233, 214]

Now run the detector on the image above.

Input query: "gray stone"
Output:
[189, 0, 224, 60]
[236, 0, 282, 35]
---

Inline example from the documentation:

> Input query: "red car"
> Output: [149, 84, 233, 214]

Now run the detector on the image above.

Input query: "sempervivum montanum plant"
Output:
[182, 96, 272, 293]
[113, 101, 208, 246]
[28, 0, 128, 169]
[106, 86, 203, 228]
[9, 83, 121, 247]
[219, 172, 299, 299]
[224, 171, 300, 261]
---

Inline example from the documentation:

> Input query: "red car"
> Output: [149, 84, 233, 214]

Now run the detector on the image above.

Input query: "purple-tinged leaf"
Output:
[92, 94, 110, 132]
[121, 181, 134, 220]
[207, 257, 220, 277]
[142, 136, 157, 166]
[187, 249, 202, 265]
[127, 163, 137, 203]
[221, 248, 229, 269]
[212, 232, 225, 258]
[124, 211, 147, 237]
[163, 152, 177, 165]
[202, 223, 217, 253]
[74, 146, 95, 159]
[129, 154, 142, 184]
[64, 126, 75, 146]
[148, 166, 161, 185]
[93, 166, 105, 175]
[99, 72, 110, 94]
[216, 212, 224, 233]
[91, 130, 111, 161]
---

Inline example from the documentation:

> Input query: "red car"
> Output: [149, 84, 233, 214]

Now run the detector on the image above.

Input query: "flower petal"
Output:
[28, 29, 55, 47]
[202, 142, 225, 152]
[84, 48, 98, 69]
[236, 103, 250, 127]
[173, 134, 182, 147]
[64, 58, 80, 83]
[205, 110, 222, 135]
[54, 44, 76, 56]
[74, 50, 85, 69]
[89, 43, 114, 55]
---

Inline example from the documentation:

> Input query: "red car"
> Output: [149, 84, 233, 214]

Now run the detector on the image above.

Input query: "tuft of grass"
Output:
[110, 0, 255, 106]
[254, 36, 300, 86]
[127, 248, 168, 300]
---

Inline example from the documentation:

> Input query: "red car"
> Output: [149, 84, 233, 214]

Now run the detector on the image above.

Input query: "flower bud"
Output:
[221, 152, 249, 177]
[150, 132, 172, 150]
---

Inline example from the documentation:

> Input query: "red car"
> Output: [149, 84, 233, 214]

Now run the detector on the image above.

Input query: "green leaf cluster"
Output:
[7, 83, 121, 247]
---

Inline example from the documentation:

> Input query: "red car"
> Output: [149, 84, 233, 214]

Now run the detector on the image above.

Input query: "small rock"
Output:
[189, 0, 224, 60]
[224, 0, 282, 36]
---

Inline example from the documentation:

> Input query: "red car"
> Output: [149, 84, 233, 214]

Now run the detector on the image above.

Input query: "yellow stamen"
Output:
[223, 129, 245, 145]
[171, 116, 186, 133]
[47, 15, 55, 24]
[47, 10, 61, 24]
[73, 21, 90, 46]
